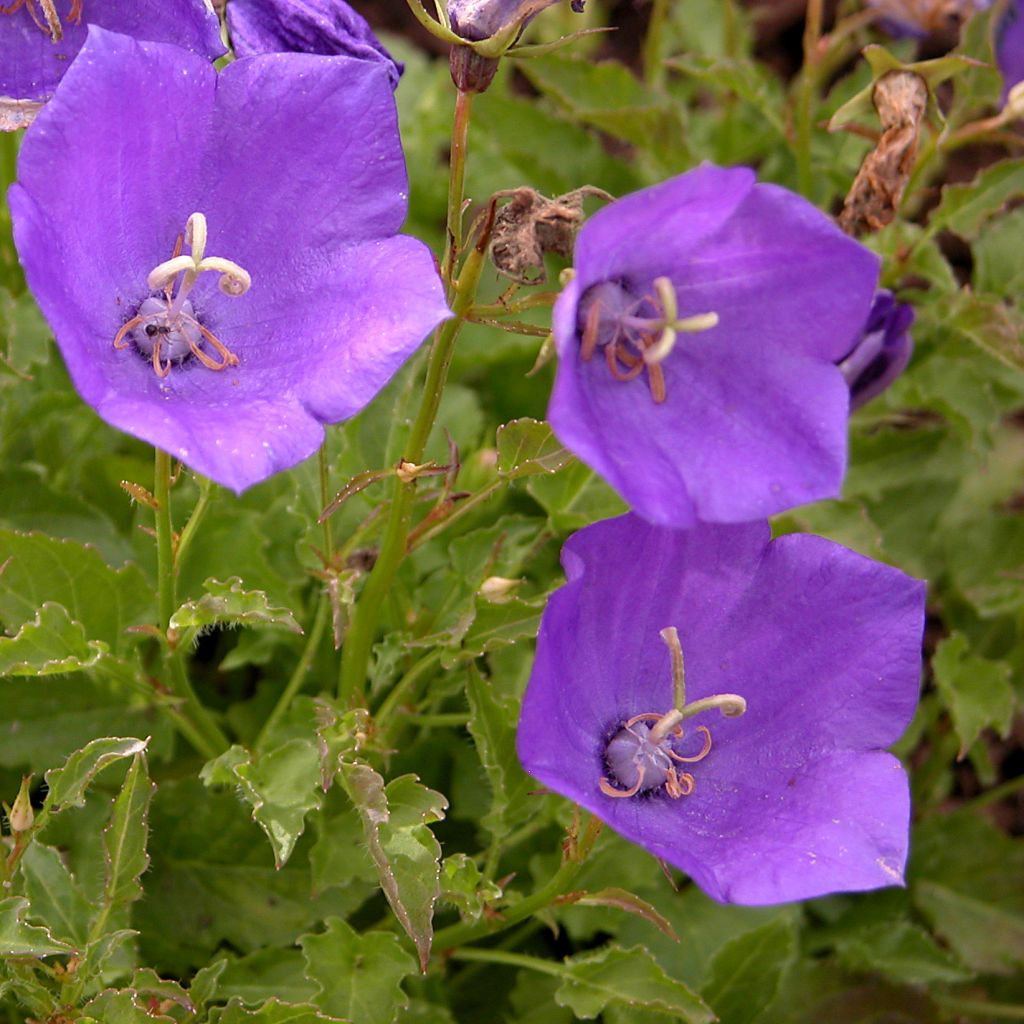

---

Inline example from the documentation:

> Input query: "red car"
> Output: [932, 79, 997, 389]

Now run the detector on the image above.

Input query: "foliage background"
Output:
[1, 0, 1023, 1022]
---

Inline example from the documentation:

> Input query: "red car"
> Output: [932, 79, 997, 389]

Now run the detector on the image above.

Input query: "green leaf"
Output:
[210, 998, 348, 1024]
[465, 664, 534, 837]
[0, 530, 153, 654]
[189, 957, 228, 1010]
[0, 897, 75, 957]
[974, 205, 1024, 296]
[527, 461, 628, 532]
[201, 739, 323, 869]
[170, 577, 303, 636]
[931, 632, 1015, 757]
[439, 853, 503, 923]
[0, 602, 109, 676]
[568, 888, 678, 941]
[93, 752, 154, 932]
[554, 945, 714, 1022]
[700, 916, 798, 1024]
[833, 920, 973, 985]
[339, 764, 447, 972]
[43, 737, 149, 813]
[217, 948, 318, 1006]
[19, 842, 92, 946]
[928, 159, 1024, 241]
[80, 989, 174, 1024]
[441, 596, 543, 667]
[300, 918, 416, 1024]
[934, 291, 1024, 374]
[496, 418, 574, 478]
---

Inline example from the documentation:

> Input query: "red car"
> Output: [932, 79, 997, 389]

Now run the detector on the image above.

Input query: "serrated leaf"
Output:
[43, 737, 149, 813]
[439, 853, 503, 923]
[700, 915, 798, 1024]
[210, 998, 348, 1024]
[130, 968, 193, 1013]
[19, 842, 92, 947]
[932, 632, 1015, 757]
[496, 418, 574, 478]
[170, 577, 302, 635]
[80, 989, 174, 1023]
[339, 764, 447, 972]
[0, 530, 153, 654]
[93, 752, 153, 934]
[935, 291, 1024, 373]
[201, 739, 322, 869]
[465, 664, 535, 838]
[0, 602, 109, 676]
[834, 920, 973, 985]
[440, 597, 542, 668]
[189, 957, 228, 1010]
[554, 945, 714, 1022]
[928, 158, 1024, 241]
[0, 897, 75, 957]
[300, 918, 416, 1024]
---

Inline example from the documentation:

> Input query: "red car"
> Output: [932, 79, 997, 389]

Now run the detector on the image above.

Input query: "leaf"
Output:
[19, 842, 92, 947]
[439, 854, 502, 923]
[189, 957, 228, 1010]
[931, 632, 1015, 757]
[700, 916, 798, 1024]
[834, 921, 973, 985]
[526, 461, 628, 532]
[0, 530, 153, 654]
[554, 945, 714, 1022]
[95, 752, 154, 930]
[0, 897, 75, 957]
[339, 764, 447, 972]
[43, 737, 149, 813]
[300, 918, 417, 1024]
[496, 418, 574, 478]
[218, 948, 318, 1006]
[935, 291, 1024, 374]
[465, 664, 534, 838]
[210, 998, 348, 1024]
[441, 598, 543, 668]
[973, 206, 1024, 296]
[170, 577, 303, 635]
[200, 739, 323, 869]
[80, 989, 174, 1024]
[0, 602, 110, 676]
[567, 888, 678, 941]
[927, 159, 1024, 241]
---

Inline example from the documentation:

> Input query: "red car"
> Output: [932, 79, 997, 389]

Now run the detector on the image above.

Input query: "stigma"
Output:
[600, 627, 746, 801]
[113, 213, 250, 379]
[577, 276, 718, 404]
[2, 0, 83, 42]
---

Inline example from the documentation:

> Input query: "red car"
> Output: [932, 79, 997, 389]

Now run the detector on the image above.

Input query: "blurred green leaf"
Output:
[928, 159, 1024, 241]
[833, 920, 973, 985]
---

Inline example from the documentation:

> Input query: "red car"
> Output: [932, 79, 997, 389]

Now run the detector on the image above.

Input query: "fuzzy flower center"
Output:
[600, 627, 746, 801]
[2, 0, 82, 42]
[577, 276, 718, 404]
[113, 212, 251, 380]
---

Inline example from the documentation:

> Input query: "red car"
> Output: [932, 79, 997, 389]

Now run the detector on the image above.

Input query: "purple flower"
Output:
[998, 0, 1024, 99]
[0, 0, 224, 129]
[838, 290, 914, 410]
[548, 165, 880, 528]
[866, 0, 990, 37]
[517, 514, 925, 905]
[447, 0, 583, 42]
[227, 0, 402, 89]
[10, 28, 449, 493]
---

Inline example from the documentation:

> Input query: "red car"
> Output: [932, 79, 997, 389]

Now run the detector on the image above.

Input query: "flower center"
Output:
[1, 0, 82, 42]
[113, 212, 250, 380]
[577, 276, 718, 404]
[600, 626, 746, 801]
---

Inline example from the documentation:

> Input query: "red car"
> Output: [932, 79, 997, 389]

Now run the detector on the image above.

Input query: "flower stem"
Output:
[338, 213, 490, 708]
[256, 594, 330, 749]
[173, 472, 214, 572]
[643, 0, 669, 88]
[153, 447, 229, 758]
[442, 89, 475, 287]
[795, 0, 824, 197]
[319, 444, 334, 559]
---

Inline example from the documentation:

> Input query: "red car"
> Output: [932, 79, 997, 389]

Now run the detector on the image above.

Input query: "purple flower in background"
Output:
[447, 0, 583, 42]
[866, 0, 990, 37]
[548, 165, 880, 528]
[10, 28, 449, 493]
[838, 291, 914, 410]
[227, 0, 402, 88]
[517, 514, 925, 905]
[0, 0, 224, 129]
[998, 0, 1024, 99]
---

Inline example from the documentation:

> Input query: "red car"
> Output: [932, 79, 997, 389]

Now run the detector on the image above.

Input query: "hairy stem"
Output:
[795, 0, 824, 197]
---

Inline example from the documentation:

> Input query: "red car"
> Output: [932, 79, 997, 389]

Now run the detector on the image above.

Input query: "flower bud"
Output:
[8, 776, 34, 834]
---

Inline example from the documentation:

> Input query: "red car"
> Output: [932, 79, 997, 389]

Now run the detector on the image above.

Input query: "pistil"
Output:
[579, 277, 718, 403]
[113, 213, 250, 379]
[599, 626, 746, 801]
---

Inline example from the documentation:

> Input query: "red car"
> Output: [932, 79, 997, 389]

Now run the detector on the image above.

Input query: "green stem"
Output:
[173, 473, 214, 573]
[932, 997, 1024, 1021]
[433, 852, 585, 952]
[643, 0, 669, 89]
[965, 773, 1024, 810]
[795, 0, 824, 197]
[374, 649, 443, 726]
[442, 89, 475, 286]
[338, 241, 489, 707]
[154, 448, 176, 631]
[256, 595, 330, 748]
[319, 444, 334, 560]
[449, 947, 566, 976]
[398, 711, 470, 727]
[407, 479, 503, 551]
